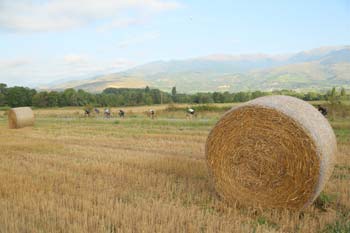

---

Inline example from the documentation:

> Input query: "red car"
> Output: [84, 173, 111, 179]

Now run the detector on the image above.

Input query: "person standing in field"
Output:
[149, 109, 155, 119]
[84, 108, 91, 117]
[119, 110, 125, 118]
[104, 108, 111, 118]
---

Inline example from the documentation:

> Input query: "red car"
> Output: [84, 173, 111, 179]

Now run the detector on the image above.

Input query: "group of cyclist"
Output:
[85, 105, 327, 119]
[84, 107, 197, 119]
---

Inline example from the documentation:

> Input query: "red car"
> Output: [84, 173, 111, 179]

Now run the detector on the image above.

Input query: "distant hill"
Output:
[43, 46, 350, 93]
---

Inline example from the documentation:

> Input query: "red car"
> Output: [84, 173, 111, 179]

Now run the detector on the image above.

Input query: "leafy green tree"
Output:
[32, 92, 49, 107]
[192, 93, 214, 103]
[176, 93, 191, 103]
[0, 83, 7, 94]
[340, 87, 346, 97]
[233, 92, 251, 102]
[0, 83, 7, 106]
[144, 95, 153, 105]
[6, 86, 36, 107]
[77, 89, 91, 106]
[63, 88, 78, 106]
[171, 86, 177, 102]
[251, 91, 266, 99]
[222, 91, 234, 102]
[213, 92, 225, 103]
[150, 89, 162, 104]
[327, 87, 340, 105]
[303, 92, 321, 101]
[47, 91, 60, 107]
[326, 87, 342, 120]
[0, 82, 339, 108]
[0, 93, 6, 106]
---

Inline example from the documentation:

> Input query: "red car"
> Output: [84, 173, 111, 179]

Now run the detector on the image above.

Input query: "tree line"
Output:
[0, 83, 348, 108]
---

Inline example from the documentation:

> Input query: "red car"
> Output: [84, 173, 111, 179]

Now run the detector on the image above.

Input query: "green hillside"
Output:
[45, 46, 350, 93]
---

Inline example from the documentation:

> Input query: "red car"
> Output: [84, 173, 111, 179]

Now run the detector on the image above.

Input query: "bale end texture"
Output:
[206, 95, 337, 210]
[8, 107, 35, 129]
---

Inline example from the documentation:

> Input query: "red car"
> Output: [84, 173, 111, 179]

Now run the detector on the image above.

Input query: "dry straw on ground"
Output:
[8, 107, 35, 129]
[206, 95, 337, 210]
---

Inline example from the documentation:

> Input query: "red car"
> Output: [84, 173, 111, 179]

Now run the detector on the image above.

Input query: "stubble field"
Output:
[0, 104, 349, 233]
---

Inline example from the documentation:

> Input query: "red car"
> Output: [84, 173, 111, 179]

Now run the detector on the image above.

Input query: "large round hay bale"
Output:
[8, 107, 35, 129]
[206, 95, 337, 209]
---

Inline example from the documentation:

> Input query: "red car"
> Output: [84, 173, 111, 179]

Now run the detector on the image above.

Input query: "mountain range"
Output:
[43, 46, 350, 93]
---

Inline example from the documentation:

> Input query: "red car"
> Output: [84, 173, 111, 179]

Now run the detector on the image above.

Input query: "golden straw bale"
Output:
[206, 95, 337, 210]
[8, 107, 35, 129]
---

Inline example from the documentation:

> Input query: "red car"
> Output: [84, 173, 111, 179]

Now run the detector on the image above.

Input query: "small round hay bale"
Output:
[206, 95, 337, 210]
[8, 107, 35, 129]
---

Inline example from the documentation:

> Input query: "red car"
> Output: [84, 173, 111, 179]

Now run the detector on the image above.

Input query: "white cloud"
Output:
[109, 59, 135, 69]
[117, 31, 160, 48]
[63, 54, 89, 64]
[0, 58, 31, 69]
[60, 55, 135, 75]
[0, 55, 135, 87]
[97, 17, 146, 31]
[0, 0, 181, 32]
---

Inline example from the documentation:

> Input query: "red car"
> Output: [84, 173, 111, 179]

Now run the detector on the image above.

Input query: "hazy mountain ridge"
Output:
[44, 46, 350, 93]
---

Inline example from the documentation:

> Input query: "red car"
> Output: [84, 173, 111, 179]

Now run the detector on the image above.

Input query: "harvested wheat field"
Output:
[0, 105, 349, 233]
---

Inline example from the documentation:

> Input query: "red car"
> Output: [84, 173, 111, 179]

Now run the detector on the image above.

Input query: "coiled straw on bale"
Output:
[206, 95, 337, 210]
[8, 107, 35, 129]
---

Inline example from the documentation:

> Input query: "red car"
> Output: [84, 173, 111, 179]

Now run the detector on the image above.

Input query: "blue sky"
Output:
[0, 0, 349, 87]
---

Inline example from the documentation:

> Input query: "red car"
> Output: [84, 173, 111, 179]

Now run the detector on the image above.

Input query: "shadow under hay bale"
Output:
[8, 107, 35, 129]
[206, 95, 337, 210]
